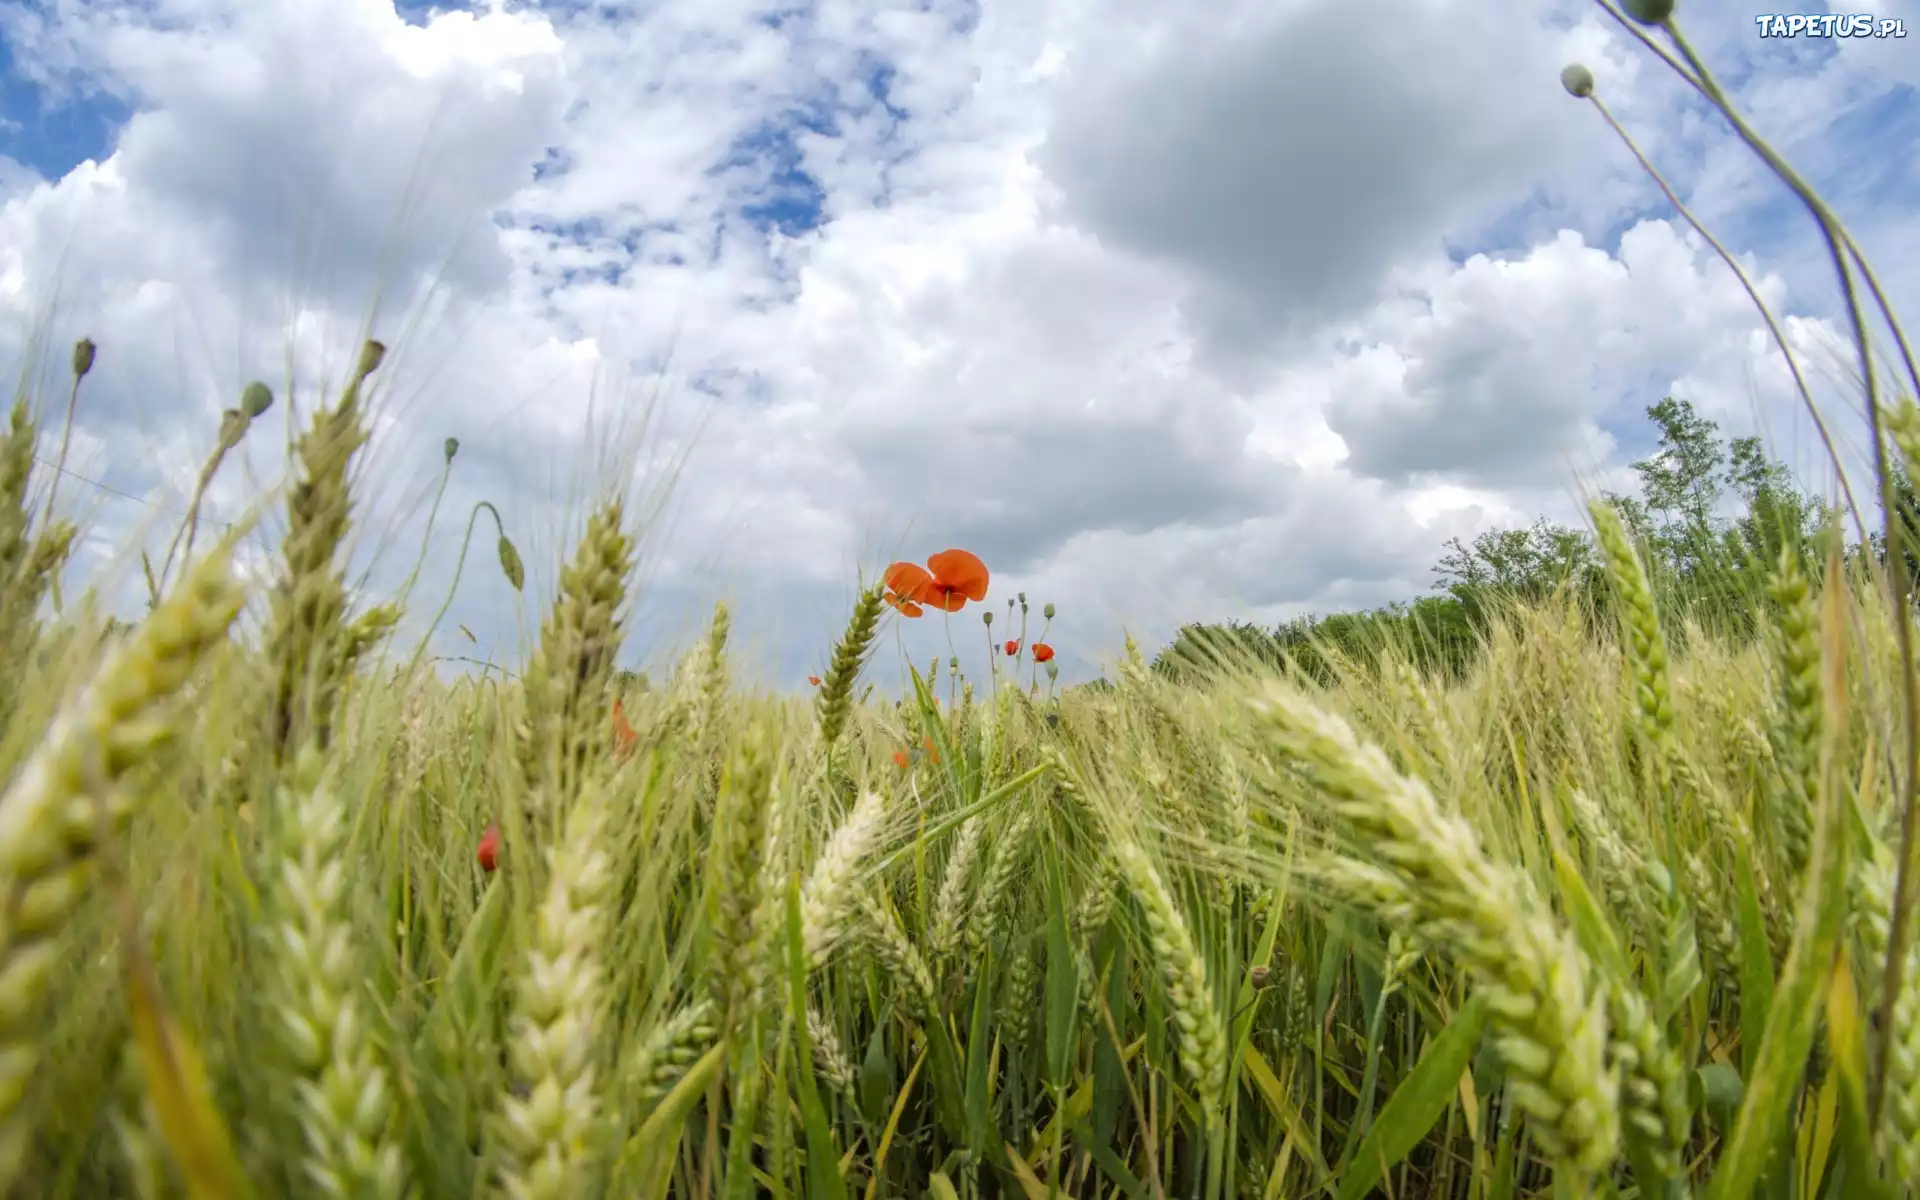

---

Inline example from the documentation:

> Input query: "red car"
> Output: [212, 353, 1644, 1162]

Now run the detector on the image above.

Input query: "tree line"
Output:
[1149, 396, 1908, 685]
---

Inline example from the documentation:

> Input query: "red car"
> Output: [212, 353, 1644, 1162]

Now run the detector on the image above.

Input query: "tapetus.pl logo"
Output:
[1754, 13, 1907, 38]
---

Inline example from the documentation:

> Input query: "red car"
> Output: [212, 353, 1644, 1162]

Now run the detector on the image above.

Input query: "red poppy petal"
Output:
[477, 823, 501, 872]
[1032, 642, 1055, 663]
[884, 561, 935, 601]
[925, 587, 969, 613]
[926, 549, 989, 601]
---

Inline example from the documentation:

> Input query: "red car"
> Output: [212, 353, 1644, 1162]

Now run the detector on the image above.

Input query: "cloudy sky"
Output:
[0, 0, 1915, 691]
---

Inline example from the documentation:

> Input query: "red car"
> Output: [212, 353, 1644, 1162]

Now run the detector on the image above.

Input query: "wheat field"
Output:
[4, 2, 1920, 1198]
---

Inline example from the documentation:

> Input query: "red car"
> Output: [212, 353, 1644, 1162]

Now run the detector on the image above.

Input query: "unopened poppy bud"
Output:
[72, 337, 96, 379]
[498, 535, 525, 591]
[356, 338, 387, 380]
[241, 380, 273, 418]
[1560, 63, 1595, 98]
[1620, 0, 1673, 24]
[1043, 602, 1055, 619]
[444, 436, 459, 463]
[1046, 662, 1058, 681]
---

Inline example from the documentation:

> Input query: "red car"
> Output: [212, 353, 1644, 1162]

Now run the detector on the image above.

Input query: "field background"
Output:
[5, 2, 1920, 1199]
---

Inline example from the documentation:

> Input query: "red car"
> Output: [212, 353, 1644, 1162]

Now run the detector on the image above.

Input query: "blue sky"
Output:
[0, 23, 126, 179]
[0, 0, 1915, 690]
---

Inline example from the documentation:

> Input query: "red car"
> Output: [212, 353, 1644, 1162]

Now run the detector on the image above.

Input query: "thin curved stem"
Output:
[1587, 94, 1864, 547]
[160, 445, 231, 597]
[1596, 1, 1920, 402]
[41, 371, 87, 611]
[395, 459, 453, 616]
[403, 500, 510, 683]
[40, 375, 81, 531]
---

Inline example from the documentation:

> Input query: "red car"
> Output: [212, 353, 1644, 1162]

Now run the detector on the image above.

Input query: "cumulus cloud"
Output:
[1038, 0, 1616, 374]
[0, 0, 1908, 688]
[1326, 221, 1819, 489]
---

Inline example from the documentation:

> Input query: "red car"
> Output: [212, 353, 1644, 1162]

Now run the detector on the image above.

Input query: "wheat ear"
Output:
[0, 541, 246, 1186]
[1244, 683, 1621, 1177]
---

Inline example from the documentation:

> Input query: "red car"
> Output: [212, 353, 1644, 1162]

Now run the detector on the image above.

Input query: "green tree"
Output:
[1725, 434, 1827, 572]
[1432, 518, 1595, 604]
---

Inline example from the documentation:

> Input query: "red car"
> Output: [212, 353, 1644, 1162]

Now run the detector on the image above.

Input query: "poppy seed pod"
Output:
[240, 380, 273, 418]
[1560, 63, 1595, 98]
[444, 436, 459, 463]
[1620, 0, 1673, 24]
[356, 338, 387, 380]
[1043, 602, 1055, 619]
[72, 337, 96, 379]
[1249, 964, 1271, 989]
[497, 535, 525, 591]
[982, 610, 992, 625]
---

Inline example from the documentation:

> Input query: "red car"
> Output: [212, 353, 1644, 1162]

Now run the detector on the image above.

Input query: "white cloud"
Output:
[0, 0, 1908, 688]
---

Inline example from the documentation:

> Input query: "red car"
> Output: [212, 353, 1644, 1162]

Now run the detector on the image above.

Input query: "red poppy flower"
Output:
[612, 698, 638, 757]
[477, 823, 501, 873]
[808, 674, 822, 686]
[1031, 642, 1055, 663]
[892, 750, 910, 769]
[883, 550, 989, 614]
[882, 562, 928, 617]
[922, 735, 940, 764]
[1004, 639, 1019, 656]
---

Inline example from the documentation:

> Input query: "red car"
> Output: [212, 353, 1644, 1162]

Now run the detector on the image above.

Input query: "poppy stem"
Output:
[941, 612, 960, 708]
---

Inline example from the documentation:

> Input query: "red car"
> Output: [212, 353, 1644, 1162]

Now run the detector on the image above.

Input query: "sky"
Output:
[0, 0, 1915, 693]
